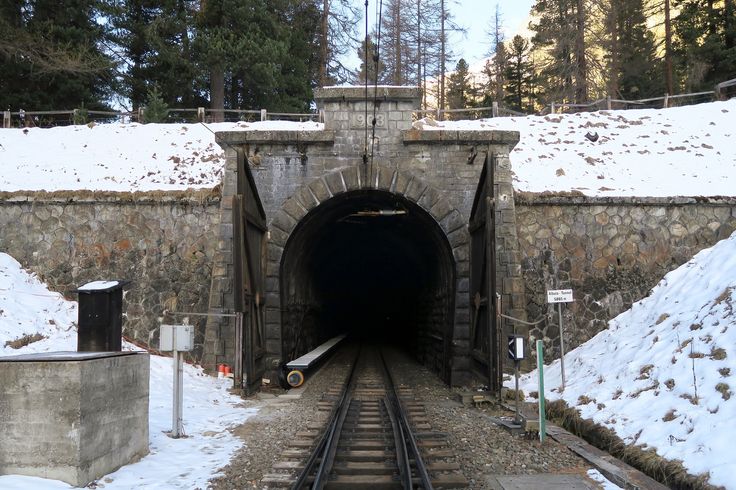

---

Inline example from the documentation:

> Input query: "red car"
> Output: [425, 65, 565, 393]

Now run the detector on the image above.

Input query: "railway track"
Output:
[263, 344, 468, 489]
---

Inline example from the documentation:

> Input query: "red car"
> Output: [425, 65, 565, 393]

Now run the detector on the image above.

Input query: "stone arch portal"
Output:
[267, 165, 468, 383]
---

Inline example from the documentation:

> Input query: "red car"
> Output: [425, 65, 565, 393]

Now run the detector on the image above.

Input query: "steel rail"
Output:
[290, 346, 361, 490]
[380, 350, 434, 490]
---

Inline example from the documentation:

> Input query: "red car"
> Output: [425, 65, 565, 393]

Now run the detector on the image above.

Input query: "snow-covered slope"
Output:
[0, 120, 322, 193]
[0, 253, 255, 489]
[1, 100, 734, 197]
[431, 98, 736, 197]
[513, 231, 736, 488]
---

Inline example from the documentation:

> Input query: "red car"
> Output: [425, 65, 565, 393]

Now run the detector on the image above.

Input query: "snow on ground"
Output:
[0, 100, 734, 197]
[428, 98, 736, 197]
[0, 253, 256, 489]
[511, 231, 736, 488]
[0, 120, 322, 193]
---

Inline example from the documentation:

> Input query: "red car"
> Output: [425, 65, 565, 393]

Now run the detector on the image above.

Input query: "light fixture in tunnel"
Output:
[350, 209, 408, 217]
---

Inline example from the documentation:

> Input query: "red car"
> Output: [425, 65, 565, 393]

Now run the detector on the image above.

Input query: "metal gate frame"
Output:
[232, 148, 268, 394]
[468, 154, 502, 393]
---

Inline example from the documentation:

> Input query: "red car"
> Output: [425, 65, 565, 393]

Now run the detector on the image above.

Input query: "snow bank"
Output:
[513, 231, 736, 488]
[434, 99, 736, 197]
[1, 100, 734, 197]
[0, 252, 256, 489]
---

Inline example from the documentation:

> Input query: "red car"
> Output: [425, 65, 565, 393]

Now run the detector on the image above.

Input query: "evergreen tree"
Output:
[673, 0, 736, 91]
[0, 0, 113, 111]
[195, 0, 318, 117]
[529, 0, 588, 104]
[602, 0, 663, 99]
[356, 35, 388, 84]
[446, 58, 471, 116]
[504, 35, 535, 112]
[142, 86, 169, 123]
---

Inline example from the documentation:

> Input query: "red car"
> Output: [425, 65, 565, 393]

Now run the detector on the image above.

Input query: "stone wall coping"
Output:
[402, 129, 520, 145]
[515, 191, 736, 206]
[315, 85, 421, 102]
[215, 130, 335, 146]
[0, 188, 221, 205]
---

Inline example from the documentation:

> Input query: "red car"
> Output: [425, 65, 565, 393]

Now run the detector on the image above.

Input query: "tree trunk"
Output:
[394, 0, 402, 84]
[664, 0, 673, 94]
[574, 0, 587, 103]
[319, 0, 329, 86]
[210, 63, 225, 122]
[440, 0, 445, 113]
[725, 0, 735, 50]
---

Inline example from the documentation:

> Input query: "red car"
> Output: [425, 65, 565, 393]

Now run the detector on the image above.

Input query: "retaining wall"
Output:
[515, 193, 736, 358]
[0, 190, 220, 360]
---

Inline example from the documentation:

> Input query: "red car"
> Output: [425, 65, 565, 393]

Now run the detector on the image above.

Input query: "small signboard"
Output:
[547, 289, 574, 304]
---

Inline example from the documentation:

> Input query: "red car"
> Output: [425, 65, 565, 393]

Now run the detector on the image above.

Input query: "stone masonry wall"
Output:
[0, 191, 221, 360]
[515, 194, 736, 359]
[213, 87, 523, 386]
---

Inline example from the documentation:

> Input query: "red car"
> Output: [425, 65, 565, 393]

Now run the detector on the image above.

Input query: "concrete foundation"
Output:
[0, 351, 149, 487]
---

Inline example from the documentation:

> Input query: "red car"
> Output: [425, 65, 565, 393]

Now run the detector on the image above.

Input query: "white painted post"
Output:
[172, 344, 184, 438]
[197, 107, 205, 122]
[492, 101, 498, 118]
[260, 109, 267, 121]
[664, 93, 669, 109]
[547, 289, 573, 391]
[537, 340, 546, 443]
[558, 303, 566, 390]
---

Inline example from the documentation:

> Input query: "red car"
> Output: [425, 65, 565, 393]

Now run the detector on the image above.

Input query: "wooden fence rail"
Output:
[2, 78, 734, 128]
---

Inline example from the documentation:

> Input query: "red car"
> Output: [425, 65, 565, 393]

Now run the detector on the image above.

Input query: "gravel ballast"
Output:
[208, 345, 606, 489]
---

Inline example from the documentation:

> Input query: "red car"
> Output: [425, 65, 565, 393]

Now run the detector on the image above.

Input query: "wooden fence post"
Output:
[492, 101, 498, 118]
[664, 93, 669, 108]
[2, 111, 10, 128]
[197, 107, 205, 122]
[606, 96, 612, 110]
[550, 102, 556, 114]
[260, 109, 267, 121]
[319, 109, 325, 123]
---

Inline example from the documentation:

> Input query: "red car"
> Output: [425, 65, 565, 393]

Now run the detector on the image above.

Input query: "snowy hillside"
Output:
[0, 120, 322, 193]
[513, 231, 736, 488]
[0, 99, 734, 197]
[0, 253, 256, 489]
[432, 98, 736, 197]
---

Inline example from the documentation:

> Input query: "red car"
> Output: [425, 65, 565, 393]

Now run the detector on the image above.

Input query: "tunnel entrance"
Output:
[280, 190, 456, 382]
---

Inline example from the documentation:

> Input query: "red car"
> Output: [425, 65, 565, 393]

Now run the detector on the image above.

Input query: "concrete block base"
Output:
[0, 351, 149, 487]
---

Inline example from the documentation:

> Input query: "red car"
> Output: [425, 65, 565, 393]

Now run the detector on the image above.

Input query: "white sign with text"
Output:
[547, 289, 574, 304]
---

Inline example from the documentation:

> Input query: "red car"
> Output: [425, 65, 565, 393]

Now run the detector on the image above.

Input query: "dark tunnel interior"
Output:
[280, 190, 456, 377]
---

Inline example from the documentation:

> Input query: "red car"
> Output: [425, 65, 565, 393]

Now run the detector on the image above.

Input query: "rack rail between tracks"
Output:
[291, 345, 436, 490]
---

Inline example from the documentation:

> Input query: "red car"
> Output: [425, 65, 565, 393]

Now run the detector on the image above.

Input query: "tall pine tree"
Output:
[504, 35, 536, 112]
[0, 0, 113, 111]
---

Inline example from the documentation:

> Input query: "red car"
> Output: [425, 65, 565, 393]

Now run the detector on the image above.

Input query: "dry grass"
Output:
[547, 399, 719, 489]
[662, 409, 677, 422]
[718, 367, 731, 377]
[656, 313, 670, 325]
[710, 347, 727, 361]
[715, 383, 731, 400]
[690, 323, 702, 331]
[4, 333, 45, 349]
[638, 364, 655, 379]
[577, 395, 594, 405]
[665, 379, 676, 390]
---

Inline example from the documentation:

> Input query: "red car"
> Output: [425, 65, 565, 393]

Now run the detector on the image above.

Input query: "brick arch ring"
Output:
[266, 164, 470, 264]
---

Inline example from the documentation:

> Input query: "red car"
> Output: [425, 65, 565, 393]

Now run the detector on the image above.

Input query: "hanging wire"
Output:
[363, 0, 369, 167]
[369, 0, 384, 184]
